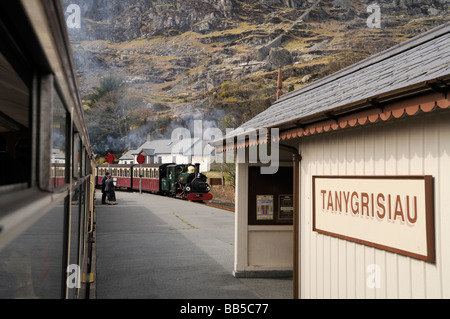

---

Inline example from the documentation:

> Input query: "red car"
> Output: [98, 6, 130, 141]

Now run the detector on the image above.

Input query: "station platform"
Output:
[91, 191, 292, 299]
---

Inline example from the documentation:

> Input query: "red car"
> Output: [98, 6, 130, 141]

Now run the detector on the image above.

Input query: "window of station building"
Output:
[248, 166, 294, 226]
[51, 93, 67, 189]
[0, 51, 31, 192]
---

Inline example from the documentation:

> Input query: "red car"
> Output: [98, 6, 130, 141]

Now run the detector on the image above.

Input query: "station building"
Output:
[119, 135, 214, 172]
[214, 23, 450, 298]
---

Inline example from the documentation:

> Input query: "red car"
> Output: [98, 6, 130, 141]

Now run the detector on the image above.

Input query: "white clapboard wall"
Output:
[299, 111, 450, 298]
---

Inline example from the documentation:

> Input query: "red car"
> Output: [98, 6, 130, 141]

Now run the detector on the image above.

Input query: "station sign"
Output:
[313, 176, 435, 262]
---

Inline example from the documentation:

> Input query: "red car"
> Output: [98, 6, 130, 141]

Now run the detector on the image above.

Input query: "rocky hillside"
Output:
[63, 0, 449, 154]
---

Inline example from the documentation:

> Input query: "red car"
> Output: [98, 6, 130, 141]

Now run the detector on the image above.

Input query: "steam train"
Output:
[96, 163, 213, 202]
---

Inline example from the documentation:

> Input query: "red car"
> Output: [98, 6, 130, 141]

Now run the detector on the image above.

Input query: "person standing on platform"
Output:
[101, 172, 110, 204]
[105, 174, 117, 205]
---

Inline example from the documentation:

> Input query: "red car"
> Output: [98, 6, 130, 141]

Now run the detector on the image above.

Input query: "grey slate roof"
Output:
[140, 148, 155, 155]
[128, 138, 213, 157]
[119, 149, 134, 160]
[223, 22, 450, 140]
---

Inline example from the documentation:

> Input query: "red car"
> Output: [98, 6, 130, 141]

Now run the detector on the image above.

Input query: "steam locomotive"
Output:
[96, 163, 213, 202]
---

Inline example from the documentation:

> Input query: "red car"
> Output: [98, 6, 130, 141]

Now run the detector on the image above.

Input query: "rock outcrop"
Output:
[62, 0, 449, 147]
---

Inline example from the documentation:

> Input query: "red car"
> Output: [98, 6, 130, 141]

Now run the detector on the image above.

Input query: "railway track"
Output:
[112, 189, 235, 212]
[202, 201, 235, 212]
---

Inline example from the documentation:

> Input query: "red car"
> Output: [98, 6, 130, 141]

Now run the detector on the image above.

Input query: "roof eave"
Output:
[273, 75, 450, 132]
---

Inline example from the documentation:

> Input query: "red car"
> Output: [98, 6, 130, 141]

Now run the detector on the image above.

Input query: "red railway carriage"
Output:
[96, 164, 132, 189]
[51, 163, 66, 188]
[96, 164, 162, 193]
[131, 164, 162, 193]
[111, 165, 133, 188]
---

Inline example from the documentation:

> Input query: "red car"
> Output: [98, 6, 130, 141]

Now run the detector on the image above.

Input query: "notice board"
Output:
[248, 166, 293, 225]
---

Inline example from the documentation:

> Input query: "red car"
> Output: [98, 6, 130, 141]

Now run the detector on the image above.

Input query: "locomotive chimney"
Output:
[195, 163, 200, 177]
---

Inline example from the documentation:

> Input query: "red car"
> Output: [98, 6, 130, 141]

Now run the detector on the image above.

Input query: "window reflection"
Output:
[51, 94, 66, 189]
[0, 51, 31, 190]
[0, 197, 66, 299]
[73, 133, 81, 180]
[68, 186, 81, 299]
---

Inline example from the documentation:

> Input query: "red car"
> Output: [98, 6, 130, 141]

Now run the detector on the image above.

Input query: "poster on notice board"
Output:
[257, 195, 274, 220]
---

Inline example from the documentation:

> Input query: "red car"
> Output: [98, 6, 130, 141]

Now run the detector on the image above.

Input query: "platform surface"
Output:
[95, 191, 292, 299]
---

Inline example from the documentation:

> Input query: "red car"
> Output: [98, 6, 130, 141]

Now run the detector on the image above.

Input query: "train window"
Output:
[86, 151, 91, 176]
[81, 148, 86, 177]
[87, 152, 91, 175]
[72, 133, 81, 180]
[68, 186, 81, 299]
[0, 195, 67, 298]
[0, 51, 31, 192]
[51, 93, 67, 189]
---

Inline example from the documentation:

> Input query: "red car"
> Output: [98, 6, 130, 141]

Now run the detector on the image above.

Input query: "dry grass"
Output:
[210, 184, 235, 207]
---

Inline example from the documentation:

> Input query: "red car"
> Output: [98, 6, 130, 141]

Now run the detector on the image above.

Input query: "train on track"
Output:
[0, 1, 95, 299]
[96, 163, 213, 202]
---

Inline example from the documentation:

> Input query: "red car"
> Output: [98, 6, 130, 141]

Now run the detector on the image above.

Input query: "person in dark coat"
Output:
[104, 174, 117, 205]
[101, 172, 110, 204]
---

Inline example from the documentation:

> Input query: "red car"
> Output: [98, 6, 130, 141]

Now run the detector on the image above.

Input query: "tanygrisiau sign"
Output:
[313, 176, 435, 262]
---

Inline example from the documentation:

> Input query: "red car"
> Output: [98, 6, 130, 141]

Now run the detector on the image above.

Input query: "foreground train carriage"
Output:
[96, 163, 213, 201]
[0, 1, 95, 299]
